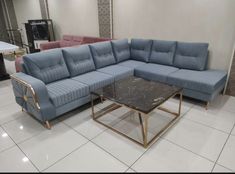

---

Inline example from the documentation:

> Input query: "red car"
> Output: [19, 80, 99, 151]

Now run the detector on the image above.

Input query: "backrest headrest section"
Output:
[23, 48, 70, 84]
[174, 41, 209, 71]
[62, 45, 96, 77]
[130, 38, 152, 62]
[89, 41, 116, 69]
[111, 39, 130, 63]
[150, 40, 176, 66]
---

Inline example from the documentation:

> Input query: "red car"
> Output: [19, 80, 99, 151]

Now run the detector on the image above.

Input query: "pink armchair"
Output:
[39, 35, 111, 51]
[15, 35, 112, 72]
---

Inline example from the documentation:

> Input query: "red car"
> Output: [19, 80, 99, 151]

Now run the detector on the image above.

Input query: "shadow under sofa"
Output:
[10, 39, 227, 128]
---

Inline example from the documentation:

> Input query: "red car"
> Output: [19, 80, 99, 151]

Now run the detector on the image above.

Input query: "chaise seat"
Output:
[71, 71, 114, 91]
[97, 65, 134, 81]
[167, 69, 227, 94]
[135, 63, 179, 83]
[46, 79, 89, 107]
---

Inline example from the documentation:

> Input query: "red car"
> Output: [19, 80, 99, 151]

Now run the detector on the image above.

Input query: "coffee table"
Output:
[91, 76, 183, 148]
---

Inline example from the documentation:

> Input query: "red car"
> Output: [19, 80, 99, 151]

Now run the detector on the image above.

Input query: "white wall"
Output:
[47, 0, 99, 40]
[13, 0, 42, 44]
[113, 0, 235, 70]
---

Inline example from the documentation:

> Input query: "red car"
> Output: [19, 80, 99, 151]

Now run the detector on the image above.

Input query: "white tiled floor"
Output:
[0, 79, 235, 172]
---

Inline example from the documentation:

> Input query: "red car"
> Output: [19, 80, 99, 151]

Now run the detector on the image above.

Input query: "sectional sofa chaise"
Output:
[11, 39, 227, 128]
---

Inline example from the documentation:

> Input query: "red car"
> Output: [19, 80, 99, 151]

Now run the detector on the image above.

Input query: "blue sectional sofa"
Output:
[11, 38, 227, 128]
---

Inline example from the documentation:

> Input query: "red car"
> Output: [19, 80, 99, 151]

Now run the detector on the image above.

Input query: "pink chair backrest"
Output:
[62, 35, 74, 41]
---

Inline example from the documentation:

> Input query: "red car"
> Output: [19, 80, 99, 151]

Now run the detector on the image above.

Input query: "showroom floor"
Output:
[0, 79, 235, 172]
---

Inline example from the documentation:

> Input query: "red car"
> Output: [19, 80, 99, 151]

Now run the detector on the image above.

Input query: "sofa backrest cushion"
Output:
[111, 39, 130, 63]
[89, 41, 116, 69]
[23, 49, 70, 84]
[149, 40, 176, 66]
[130, 39, 152, 62]
[62, 45, 96, 77]
[174, 42, 209, 71]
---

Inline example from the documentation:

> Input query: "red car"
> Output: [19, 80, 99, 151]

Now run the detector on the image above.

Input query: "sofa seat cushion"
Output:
[62, 45, 96, 77]
[111, 39, 130, 63]
[89, 41, 116, 69]
[130, 39, 152, 62]
[47, 79, 89, 107]
[72, 71, 114, 91]
[23, 49, 70, 84]
[135, 63, 179, 83]
[174, 42, 209, 71]
[97, 65, 134, 81]
[117, 60, 146, 69]
[167, 69, 227, 94]
[149, 40, 176, 66]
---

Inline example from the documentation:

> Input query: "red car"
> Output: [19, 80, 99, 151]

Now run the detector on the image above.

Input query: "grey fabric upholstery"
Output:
[72, 71, 114, 91]
[183, 85, 224, 102]
[149, 40, 176, 66]
[89, 41, 116, 69]
[117, 60, 146, 68]
[23, 49, 70, 84]
[167, 69, 227, 94]
[11, 38, 228, 125]
[111, 39, 130, 62]
[55, 95, 91, 116]
[174, 42, 209, 71]
[135, 63, 179, 83]
[46, 79, 89, 107]
[130, 39, 152, 62]
[11, 72, 56, 122]
[62, 45, 95, 77]
[97, 65, 134, 81]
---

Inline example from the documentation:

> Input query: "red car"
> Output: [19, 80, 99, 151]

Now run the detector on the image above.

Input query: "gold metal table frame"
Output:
[91, 91, 182, 148]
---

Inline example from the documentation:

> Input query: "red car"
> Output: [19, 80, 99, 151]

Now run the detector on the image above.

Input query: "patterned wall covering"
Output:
[97, 0, 112, 38]
[226, 52, 235, 96]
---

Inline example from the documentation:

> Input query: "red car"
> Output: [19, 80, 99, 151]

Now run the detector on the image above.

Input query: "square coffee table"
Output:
[91, 76, 183, 148]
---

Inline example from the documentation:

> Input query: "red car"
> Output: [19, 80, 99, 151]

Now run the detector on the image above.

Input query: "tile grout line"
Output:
[124, 166, 137, 173]
[163, 138, 215, 163]
[192, 100, 235, 115]
[210, 123, 235, 172]
[1, 96, 234, 172]
[42, 140, 91, 172]
[90, 140, 130, 169]
[0, 125, 40, 172]
[42, 121, 130, 172]
[182, 117, 232, 135]
[38, 120, 91, 172]
[87, 101, 194, 170]
[126, 105, 194, 170]
[0, 125, 16, 154]
[213, 163, 234, 172]
[62, 120, 131, 170]
[0, 111, 26, 127]
[185, 105, 235, 134]
[3, 118, 62, 147]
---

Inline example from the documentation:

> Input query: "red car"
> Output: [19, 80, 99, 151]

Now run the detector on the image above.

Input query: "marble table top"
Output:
[92, 76, 182, 114]
[0, 41, 19, 53]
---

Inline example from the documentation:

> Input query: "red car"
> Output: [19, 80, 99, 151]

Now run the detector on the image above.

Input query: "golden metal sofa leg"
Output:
[45, 121, 51, 129]
[205, 102, 209, 110]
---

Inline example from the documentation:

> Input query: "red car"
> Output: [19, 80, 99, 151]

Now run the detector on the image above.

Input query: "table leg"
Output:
[138, 112, 148, 148]
[0, 53, 10, 81]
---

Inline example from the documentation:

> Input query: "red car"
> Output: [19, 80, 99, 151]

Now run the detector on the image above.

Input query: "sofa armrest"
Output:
[11, 73, 56, 122]
[40, 41, 60, 51]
